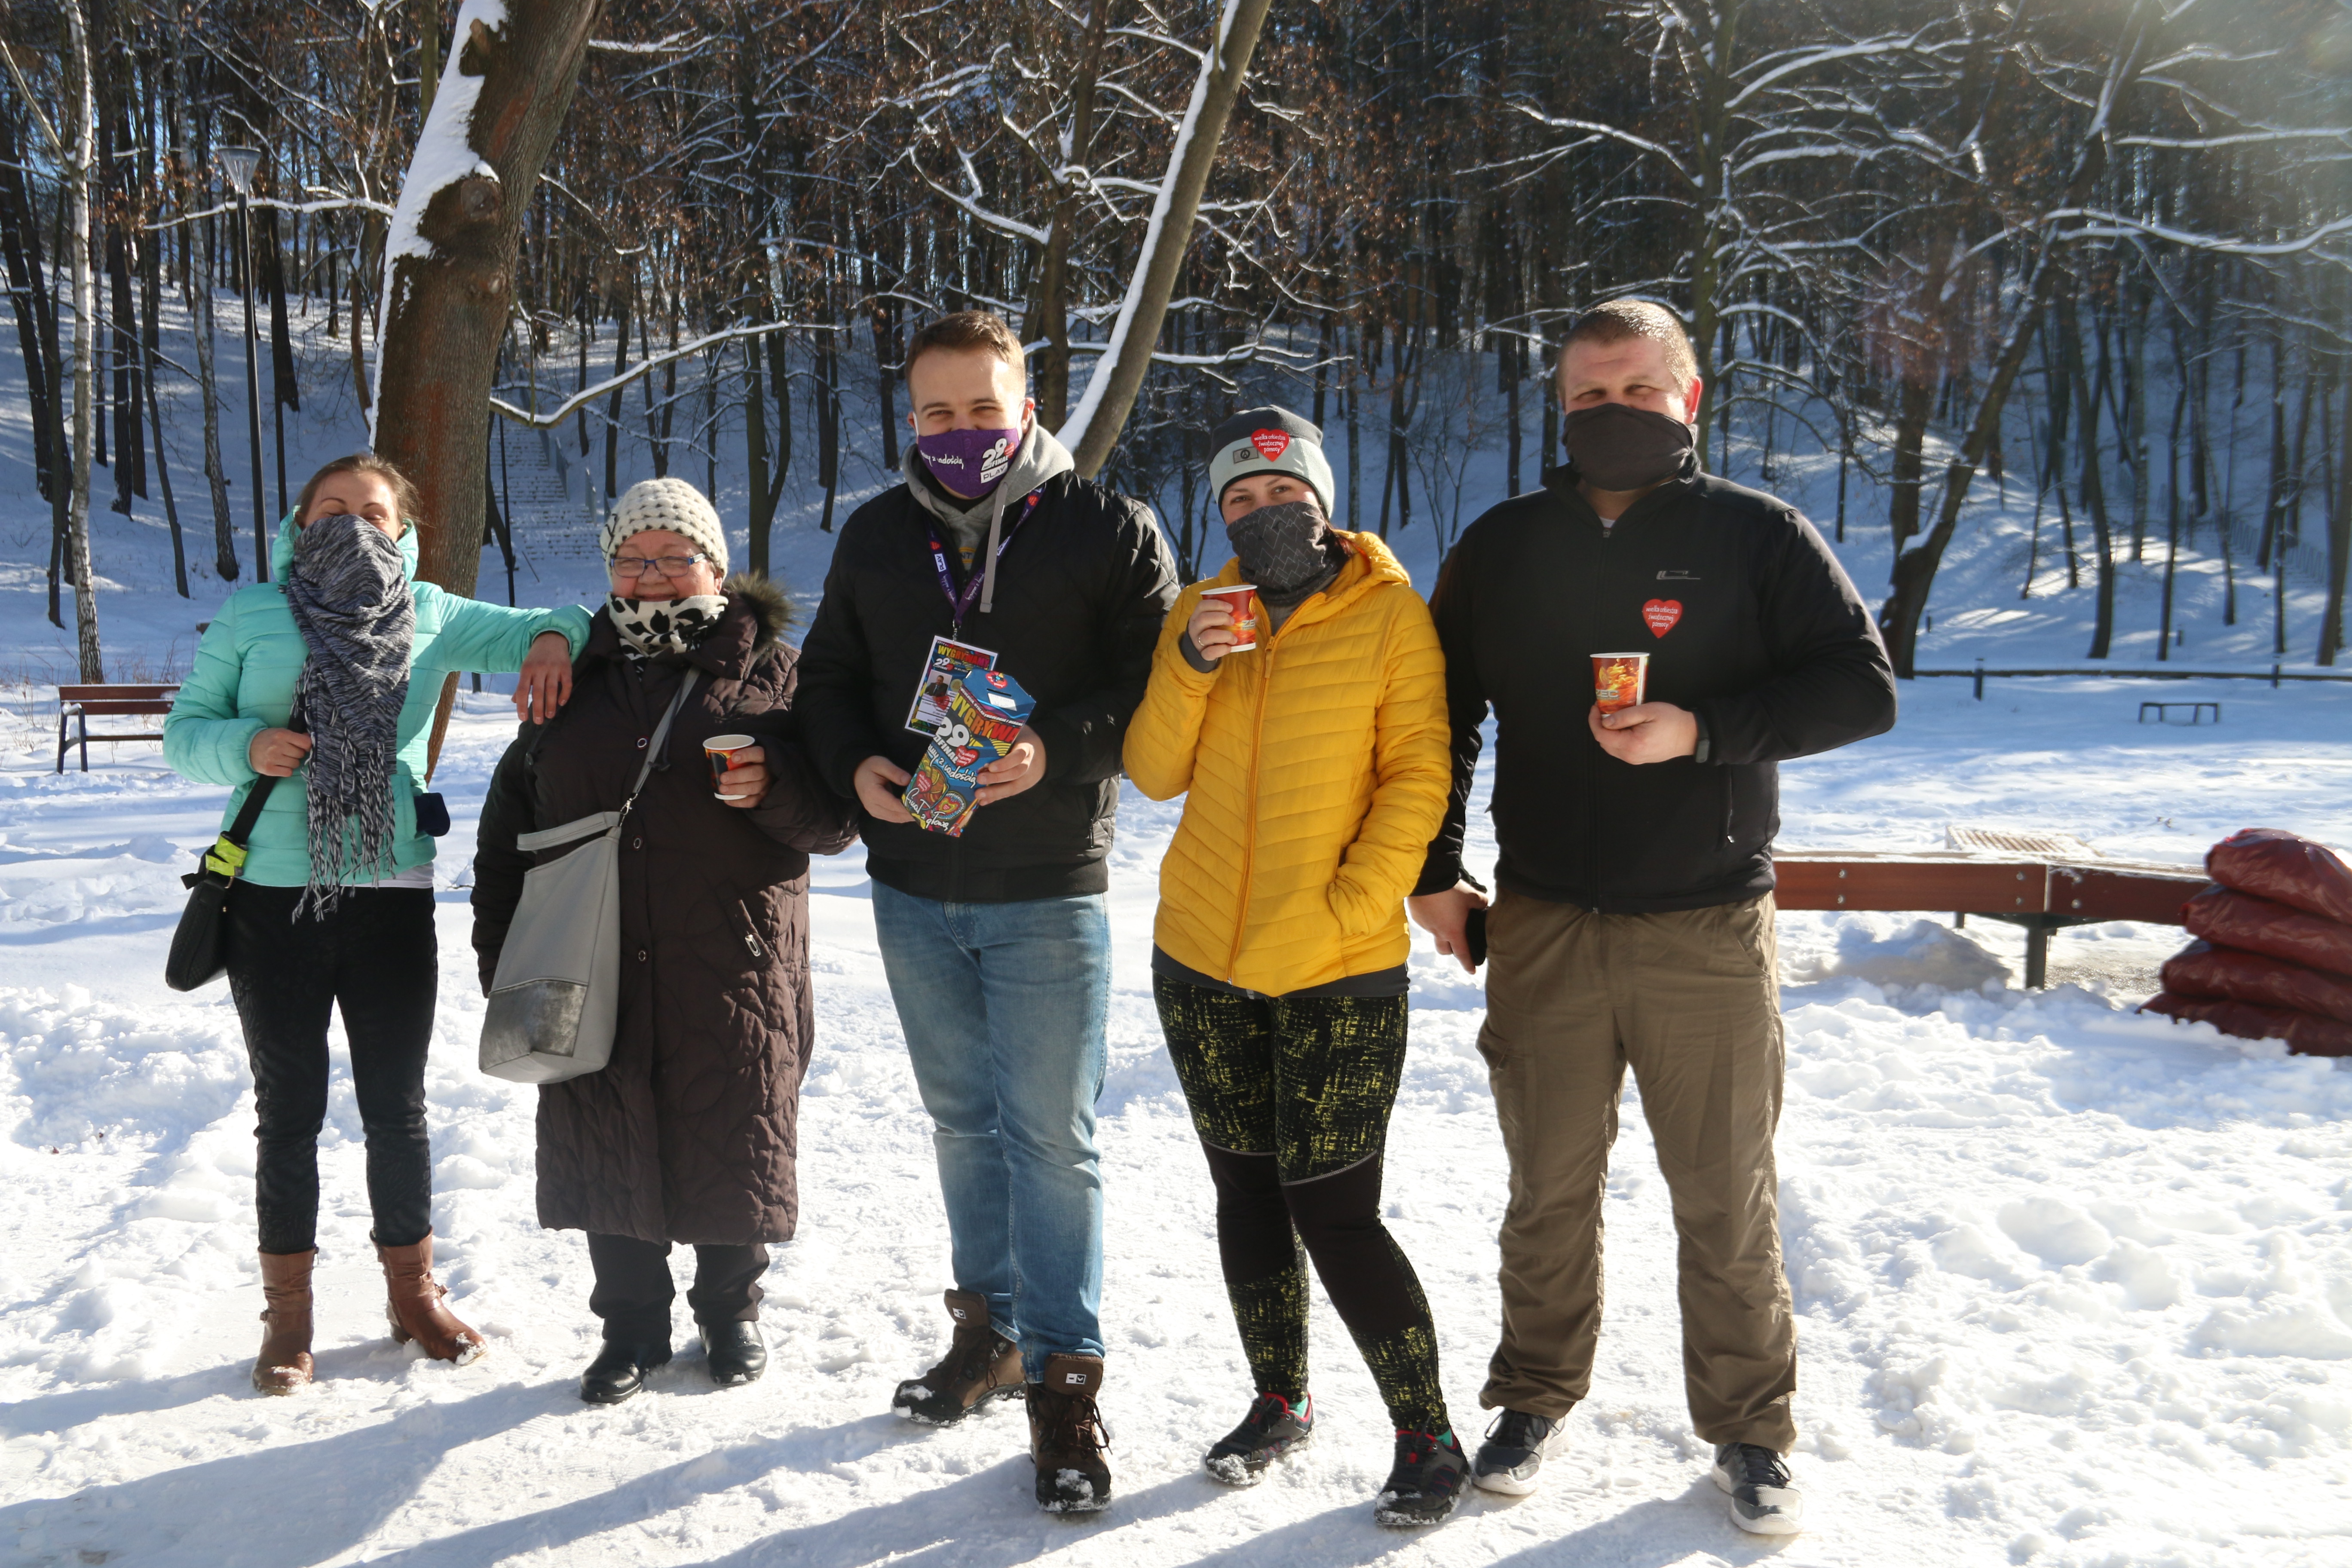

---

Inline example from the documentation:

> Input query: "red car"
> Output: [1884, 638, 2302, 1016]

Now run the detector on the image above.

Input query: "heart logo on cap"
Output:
[1643, 599, 1683, 638]
[1250, 429, 1291, 461]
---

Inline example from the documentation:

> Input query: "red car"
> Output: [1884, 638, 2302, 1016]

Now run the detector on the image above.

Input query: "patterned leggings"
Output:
[1154, 975, 1449, 1436]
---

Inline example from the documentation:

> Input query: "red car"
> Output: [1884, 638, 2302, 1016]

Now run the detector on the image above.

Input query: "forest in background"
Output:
[4, 0, 2349, 677]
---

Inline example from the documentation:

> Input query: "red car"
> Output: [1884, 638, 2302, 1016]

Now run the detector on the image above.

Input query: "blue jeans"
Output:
[871, 882, 1110, 1379]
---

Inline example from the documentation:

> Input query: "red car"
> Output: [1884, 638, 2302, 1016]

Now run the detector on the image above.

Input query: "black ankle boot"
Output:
[700, 1320, 767, 1387]
[581, 1337, 672, 1405]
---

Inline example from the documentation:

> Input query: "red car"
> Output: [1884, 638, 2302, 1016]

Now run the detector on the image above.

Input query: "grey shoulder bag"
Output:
[478, 670, 698, 1084]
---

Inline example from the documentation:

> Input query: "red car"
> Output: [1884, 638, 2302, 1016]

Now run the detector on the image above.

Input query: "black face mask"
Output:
[1562, 402, 1695, 492]
[1225, 499, 1337, 600]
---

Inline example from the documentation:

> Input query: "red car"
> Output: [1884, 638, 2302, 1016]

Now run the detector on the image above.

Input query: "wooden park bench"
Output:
[55, 684, 180, 774]
[1775, 827, 2210, 988]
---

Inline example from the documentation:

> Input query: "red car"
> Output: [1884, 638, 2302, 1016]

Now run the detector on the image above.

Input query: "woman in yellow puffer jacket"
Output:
[1124, 406, 1466, 1526]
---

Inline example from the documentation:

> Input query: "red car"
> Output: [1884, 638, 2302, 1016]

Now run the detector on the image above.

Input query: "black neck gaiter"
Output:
[1563, 402, 1696, 493]
[1226, 500, 1342, 603]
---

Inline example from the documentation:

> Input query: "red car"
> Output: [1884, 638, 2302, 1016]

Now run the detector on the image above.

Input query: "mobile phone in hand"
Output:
[1464, 905, 1488, 970]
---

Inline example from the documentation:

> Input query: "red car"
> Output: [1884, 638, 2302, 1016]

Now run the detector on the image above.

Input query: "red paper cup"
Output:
[1200, 584, 1261, 654]
[704, 733, 756, 799]
[1592, 653, 1648, 715]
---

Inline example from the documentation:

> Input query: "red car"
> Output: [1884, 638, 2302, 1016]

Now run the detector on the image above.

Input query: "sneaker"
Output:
[1204, 1392, 1315, 1486]
[1372, 1428, 1470, 1527]
[1029, 1353, 1113, 1514]
[892, 1289, 1023, 1425]
[1472, 1409, 1560, 1496]
[1712, 1442, 1804, 1535]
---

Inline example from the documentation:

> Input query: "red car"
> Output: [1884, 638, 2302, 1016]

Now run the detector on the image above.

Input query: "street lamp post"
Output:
[217, 146, 268, 580]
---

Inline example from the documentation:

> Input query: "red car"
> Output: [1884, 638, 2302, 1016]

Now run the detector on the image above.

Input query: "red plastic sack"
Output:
[2207, 828, 2352, 925]
[2180, 886, 2352, 976]
[2160, 940, 2352, 1025]
[2142, 991, 2352, 1058]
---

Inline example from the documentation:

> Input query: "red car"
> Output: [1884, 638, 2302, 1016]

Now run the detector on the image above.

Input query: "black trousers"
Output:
[1154, 976, 1449, 1434]
[224, 884, 438, 1256]
[587, 1233, 771, 1341]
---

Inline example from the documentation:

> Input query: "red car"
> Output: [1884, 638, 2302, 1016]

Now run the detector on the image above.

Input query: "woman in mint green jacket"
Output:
[164, 453, 590, 1396]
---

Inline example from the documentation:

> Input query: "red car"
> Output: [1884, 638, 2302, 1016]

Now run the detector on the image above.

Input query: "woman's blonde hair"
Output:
[296, 453, 421, 530]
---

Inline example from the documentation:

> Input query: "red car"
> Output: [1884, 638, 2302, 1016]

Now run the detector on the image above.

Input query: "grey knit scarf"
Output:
[283, 514, 415, 917]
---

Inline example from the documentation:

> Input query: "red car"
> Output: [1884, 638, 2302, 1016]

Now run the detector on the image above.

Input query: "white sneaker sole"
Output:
[1472, 1464, 1541, 1497]
[1712, 1466, 1804, 1535]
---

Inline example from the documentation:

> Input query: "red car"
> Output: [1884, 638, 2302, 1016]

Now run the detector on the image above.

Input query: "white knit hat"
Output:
[600, 477, 730, 575]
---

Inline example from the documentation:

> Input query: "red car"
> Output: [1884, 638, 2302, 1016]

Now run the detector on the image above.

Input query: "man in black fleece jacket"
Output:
[1409, 300, 1895, 1535]
[795, 310, 1176, 1515]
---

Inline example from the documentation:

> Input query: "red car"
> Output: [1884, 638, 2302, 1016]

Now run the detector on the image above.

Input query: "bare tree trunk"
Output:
[372, 0, 603, 772]
[1057, 0, 1275, 476]
[1686, 0, 1740, 472]
[193, 217, 239, 579]
[62, 0, 103, 681]
[1876, 6, 2153, 675]
[2321, 357, 2350, 666]
[375, 0, 603, 595]
[1026, 0, 1110, 432]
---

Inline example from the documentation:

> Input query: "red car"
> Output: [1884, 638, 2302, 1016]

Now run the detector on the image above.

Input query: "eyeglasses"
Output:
[611, 552, 708, 579]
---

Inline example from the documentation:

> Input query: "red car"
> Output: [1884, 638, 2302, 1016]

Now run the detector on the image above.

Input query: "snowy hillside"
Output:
[2, 311, 2349, 1566]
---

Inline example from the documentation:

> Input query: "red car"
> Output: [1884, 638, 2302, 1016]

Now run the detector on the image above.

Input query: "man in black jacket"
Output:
[796, 310, 1177, 1514]
[1409, 300, 1896, 1536]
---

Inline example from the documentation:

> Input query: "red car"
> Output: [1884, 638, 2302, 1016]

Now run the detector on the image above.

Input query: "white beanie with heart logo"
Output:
[599, 477, 730, 575]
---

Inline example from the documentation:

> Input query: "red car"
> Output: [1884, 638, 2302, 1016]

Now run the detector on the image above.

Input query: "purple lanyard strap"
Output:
[927, 490, 1042, 633]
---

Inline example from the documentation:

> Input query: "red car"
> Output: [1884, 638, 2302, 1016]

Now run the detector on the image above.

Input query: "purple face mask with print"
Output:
[917, 426, 1022, 499]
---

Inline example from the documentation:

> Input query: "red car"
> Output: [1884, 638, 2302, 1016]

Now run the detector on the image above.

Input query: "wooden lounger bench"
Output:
[56, 684, 180, 774]
[1774, 827, 2209, 988]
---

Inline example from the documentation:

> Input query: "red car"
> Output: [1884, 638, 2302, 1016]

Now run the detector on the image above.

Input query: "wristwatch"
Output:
[1691, 710, 1712, 766]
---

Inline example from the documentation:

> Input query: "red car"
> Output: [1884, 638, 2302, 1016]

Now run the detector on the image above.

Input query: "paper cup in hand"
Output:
[1200, 585, 1261, 654]
[1592, 653, 1648, 715]
[704, 734, 756, 800]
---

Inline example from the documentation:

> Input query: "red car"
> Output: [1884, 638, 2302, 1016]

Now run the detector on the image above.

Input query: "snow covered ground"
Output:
[4, 315, 2351, 1565]
[2, 671, 2349, 1568]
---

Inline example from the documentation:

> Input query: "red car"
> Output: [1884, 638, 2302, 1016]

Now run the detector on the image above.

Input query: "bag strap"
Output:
[621, 669, 698, 821]
[512, 670, 699, 859]
[201, 712, 310, 880]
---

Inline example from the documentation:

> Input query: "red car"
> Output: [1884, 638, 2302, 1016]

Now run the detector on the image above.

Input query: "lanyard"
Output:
[927, 490, 1041, 634]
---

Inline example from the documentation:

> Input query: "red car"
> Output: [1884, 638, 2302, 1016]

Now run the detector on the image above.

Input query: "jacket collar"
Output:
[1541, 452, 1702, 530]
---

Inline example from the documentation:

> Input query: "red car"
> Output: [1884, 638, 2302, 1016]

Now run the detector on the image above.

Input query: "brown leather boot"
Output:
[252, 1249, 315, 1396]
[1028, 1352, 1112, 1513]
[891, 1289, 1023, 1425]
[376, 1232, 486, 1365]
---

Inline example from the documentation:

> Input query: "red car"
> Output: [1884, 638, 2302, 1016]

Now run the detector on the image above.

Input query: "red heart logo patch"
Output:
[1250, 428, 1291, 461]
[1642, 599, 1683, 638]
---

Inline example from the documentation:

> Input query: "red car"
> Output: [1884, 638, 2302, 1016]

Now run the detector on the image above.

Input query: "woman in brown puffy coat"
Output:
[472, 478, 858, 1404]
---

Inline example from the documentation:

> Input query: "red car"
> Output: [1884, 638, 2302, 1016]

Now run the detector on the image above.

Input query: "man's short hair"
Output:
[904, 309, 1026, 384]
[1559, 299, 1698, 389]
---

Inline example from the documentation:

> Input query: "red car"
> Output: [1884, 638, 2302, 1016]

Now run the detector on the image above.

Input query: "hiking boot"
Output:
[1204, 1392, 1314, 1486]
[700, 1320, 766, 1387]
[377, 1232, 486, 1365]
[1713, 1442, 1803, 1535]
[252, 1249, 315, 1396]
[1472, 1409, 1561, 1496]
[892, 1289, 1022, 1425]
[1373, 1428, 1470, 1527]
[581, 1337, 671, 1405]
[1028, 1353, 1112, 1514]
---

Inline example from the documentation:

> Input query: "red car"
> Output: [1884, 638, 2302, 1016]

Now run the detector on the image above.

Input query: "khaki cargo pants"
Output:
[1476, 887, 1797, 1452]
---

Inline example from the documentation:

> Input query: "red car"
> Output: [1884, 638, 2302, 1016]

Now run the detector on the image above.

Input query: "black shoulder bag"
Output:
[165, 714, 306, 992]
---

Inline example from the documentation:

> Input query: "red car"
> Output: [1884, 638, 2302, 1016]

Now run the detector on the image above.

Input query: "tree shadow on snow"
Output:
[351, 1446, 1234, 1568]
[1468, 1483, 1799, 1568]
[0, 1378, 553, 1566]
[681, 1466, 1231, 1568]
